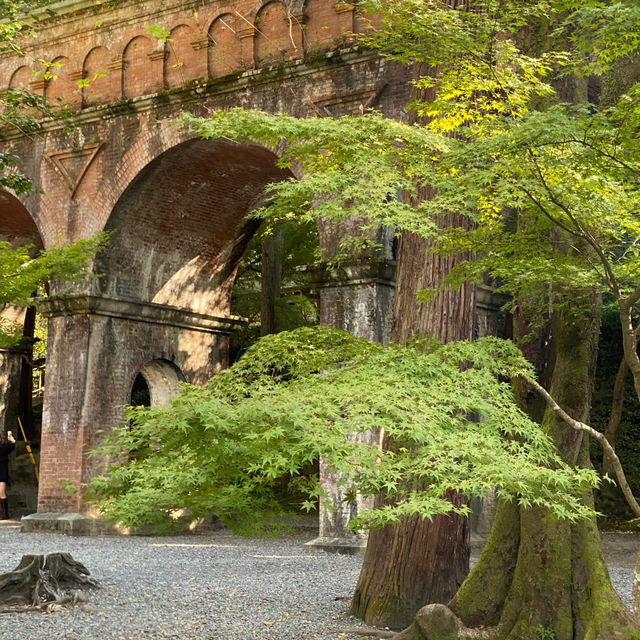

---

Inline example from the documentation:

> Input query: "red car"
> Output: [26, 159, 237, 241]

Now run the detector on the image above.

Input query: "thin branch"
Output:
[603, 356, 628, 474]
[523, 376, 640, 518]
[527, 151, 621, 298]
[570, 138, 640, 178]
[520, 187, 586, 240]
[622, 284, 640, 311]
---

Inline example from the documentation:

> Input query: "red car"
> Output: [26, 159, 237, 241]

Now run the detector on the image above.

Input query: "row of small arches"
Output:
[7, 0, 367, 106]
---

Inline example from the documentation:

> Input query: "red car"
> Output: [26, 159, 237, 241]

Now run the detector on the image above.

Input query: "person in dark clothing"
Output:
[0, 430, 16, 520]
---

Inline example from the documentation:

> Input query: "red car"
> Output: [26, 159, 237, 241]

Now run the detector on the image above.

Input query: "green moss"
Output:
[452, 501, 519, 627]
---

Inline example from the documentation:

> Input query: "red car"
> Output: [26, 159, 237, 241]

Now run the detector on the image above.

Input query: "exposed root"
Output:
[339, 629, 397, 638]
[0, 553, 99, 613]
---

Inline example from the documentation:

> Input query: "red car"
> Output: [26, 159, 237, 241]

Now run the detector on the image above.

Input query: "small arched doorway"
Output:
[130, 360, 185, 408]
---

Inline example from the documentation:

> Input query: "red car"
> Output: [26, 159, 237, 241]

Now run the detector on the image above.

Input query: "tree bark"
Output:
[394, 304, 640, 639]
[0, 553, 98, 612]
[349, 20, 477, 621]
[260, 230, 283, 337]
[349, 222, 476, 629]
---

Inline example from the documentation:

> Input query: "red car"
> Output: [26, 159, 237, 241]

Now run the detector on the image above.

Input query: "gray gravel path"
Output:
[0, 526, 636, 640]
[0, 525, 367, 640]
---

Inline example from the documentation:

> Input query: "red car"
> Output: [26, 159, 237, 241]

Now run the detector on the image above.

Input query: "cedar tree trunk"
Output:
[349, 227, 476, 629]
[395, 304, 640, 640]
[349, 10, 476, 619]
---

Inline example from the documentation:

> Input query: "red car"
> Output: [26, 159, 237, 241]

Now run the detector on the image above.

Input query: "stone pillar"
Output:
[471, 284, 510, 537]
[0, 344, 26, 437]
[22, 295, 243, 535]
[305, 258, 395, 554]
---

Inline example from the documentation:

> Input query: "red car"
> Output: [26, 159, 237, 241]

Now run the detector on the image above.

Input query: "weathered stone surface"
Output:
[0, 0, 410, 518]
[20, 512, 115, 536]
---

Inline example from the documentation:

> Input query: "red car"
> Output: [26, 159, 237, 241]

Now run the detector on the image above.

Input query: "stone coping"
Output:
[303, 259, 397, 289]
[21, 512, 118, 536]
[37, 294, 246, 335]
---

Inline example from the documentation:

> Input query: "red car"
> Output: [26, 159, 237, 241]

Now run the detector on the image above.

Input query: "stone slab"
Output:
[20, 512, 118, 536]
[304, 536, 367, 556]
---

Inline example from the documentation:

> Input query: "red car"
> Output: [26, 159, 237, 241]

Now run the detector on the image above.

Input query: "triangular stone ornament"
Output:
[305, 82, 388, 117]
[45, 143, 104, 198]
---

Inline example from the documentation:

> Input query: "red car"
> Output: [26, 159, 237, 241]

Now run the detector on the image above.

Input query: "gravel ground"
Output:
[0, 525, 636, 640]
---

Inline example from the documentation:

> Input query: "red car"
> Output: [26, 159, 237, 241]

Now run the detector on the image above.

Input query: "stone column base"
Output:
[21, 512, 121, 536]
[304, 535, 367, 556]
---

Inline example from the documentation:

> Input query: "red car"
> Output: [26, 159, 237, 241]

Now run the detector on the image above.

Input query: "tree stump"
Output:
[0, 553, 99, 612]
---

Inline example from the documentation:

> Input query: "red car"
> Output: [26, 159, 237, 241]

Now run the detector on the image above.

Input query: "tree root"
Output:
[393, 604, 497, 640]
[0, 553, 99, 613]
[339, 629, 397, 638]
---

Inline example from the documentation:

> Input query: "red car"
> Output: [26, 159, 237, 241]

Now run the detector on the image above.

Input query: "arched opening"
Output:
[208, 14, 241, 78]
[96, 137, 293, 318]
[83, 46, 114, 106]
[0, 191, 44, 515]
[122, 36, 156, 98]
[8, 65, 32, 91]
[131, 360, 184, 408]
[45, 56, 79, 107]
[164, 24, 203, 89]
[130, 373, 151, 407]
[254, 1, 298, 67]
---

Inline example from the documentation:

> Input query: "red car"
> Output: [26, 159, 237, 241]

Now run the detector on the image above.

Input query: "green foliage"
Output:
[146, 25, 170, 43]
[230, 220, 319, 361]
[178, 0, 640, 528]
[536, 625, 556, 640]
[0, 234, 107, 347]
[180, 1, 640, 325]
[88, 327, 598, 535]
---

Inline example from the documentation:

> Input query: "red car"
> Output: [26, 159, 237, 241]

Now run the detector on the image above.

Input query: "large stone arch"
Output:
[95, 137, 291, 314]
[36, 136, 294, 515]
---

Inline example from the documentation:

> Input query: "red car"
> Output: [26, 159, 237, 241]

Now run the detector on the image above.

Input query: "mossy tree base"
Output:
[391, 501, 640, 640]
[349, 495, 470, 630]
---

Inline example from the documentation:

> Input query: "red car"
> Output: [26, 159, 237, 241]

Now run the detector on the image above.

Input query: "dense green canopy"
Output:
[88, 327, 598, 534]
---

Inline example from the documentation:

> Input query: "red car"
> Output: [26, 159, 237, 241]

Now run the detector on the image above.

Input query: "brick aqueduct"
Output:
[0, 0, 415, 534]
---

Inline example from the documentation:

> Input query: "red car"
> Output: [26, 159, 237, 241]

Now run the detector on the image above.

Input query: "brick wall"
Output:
[0, 0, 381, 108]
[0, 0, 410, 513]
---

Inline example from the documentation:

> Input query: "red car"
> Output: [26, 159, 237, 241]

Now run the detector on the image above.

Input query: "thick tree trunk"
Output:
[349, 224, 476, 629]
[394, 305, 640, 639]
[0, 553, 98, 612]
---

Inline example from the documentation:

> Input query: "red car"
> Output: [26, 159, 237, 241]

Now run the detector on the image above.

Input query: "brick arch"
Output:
[122, 35, 158, 98]
[82, 46, 115, 105]
[0, 189, 43, 250]
[130, 358, 185, 407]
[8, 65, 32, 90]
[164, 23, 204, 89]
[208, 12, 241, 78]
[45, 56, 79, 107]
[254, 0, 301, 67]
[99, 118, 299, 231]
[94, 137, 294, 317]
